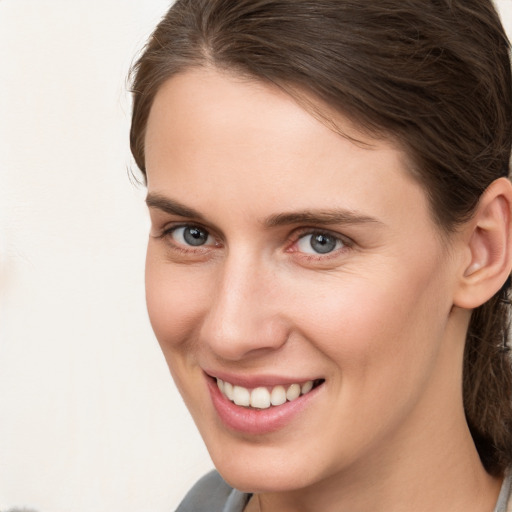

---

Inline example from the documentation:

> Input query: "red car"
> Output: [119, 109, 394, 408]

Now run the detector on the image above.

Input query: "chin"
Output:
[215, 461, 314, 493]
[205, 435, 330, 493]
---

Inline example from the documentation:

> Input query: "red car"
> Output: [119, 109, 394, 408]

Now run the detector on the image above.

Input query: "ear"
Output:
[453, 177, 512, 309]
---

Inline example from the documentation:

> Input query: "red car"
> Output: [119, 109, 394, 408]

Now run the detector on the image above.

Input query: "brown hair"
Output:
[130, 0, 512, 475]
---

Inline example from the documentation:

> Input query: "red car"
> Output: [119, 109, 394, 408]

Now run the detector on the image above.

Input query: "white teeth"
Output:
[286, 383, 301, 401]
[224, 381, 234, 401]
[216, 378, 317, 409]
[250, 387, 271, 409]
[270, 385, 287, 406]
[233, 385, 251, 406]
[301, 381, 313, 394]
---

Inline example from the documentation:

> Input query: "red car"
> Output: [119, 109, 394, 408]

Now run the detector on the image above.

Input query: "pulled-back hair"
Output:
[130, 0, 512, 475]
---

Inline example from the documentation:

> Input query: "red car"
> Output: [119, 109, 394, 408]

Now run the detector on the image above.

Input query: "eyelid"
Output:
[157, 222, 221, 249]
[153, 221, 353, 260]
[292, 226, 353, 244]
[287, 227, 354, 257]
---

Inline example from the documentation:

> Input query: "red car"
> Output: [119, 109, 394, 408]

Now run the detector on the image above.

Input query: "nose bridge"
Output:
[200, 247, 286, 360]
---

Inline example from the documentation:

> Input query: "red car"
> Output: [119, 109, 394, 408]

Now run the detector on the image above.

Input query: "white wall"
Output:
[0, 1, 511, 511]
[0, 2, 212, 511]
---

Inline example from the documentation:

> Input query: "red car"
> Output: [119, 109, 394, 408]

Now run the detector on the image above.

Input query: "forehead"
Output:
[144, 67, 434, 233]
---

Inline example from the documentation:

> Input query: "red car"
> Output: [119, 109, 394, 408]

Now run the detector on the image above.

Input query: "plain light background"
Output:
[0, 1, 511, 511]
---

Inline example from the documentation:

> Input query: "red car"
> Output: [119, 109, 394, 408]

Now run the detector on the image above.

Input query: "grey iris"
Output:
[184, 227, 208, 246]
[310, 233, 337, 254]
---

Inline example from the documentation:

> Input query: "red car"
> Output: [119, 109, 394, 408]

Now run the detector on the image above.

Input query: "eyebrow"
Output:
[146, 193, 381, 227]
[264, 210, 381, 227]
[146, 194, 206, 221]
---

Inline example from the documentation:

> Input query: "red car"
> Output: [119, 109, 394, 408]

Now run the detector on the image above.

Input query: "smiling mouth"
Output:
[215, 378, 325, 410]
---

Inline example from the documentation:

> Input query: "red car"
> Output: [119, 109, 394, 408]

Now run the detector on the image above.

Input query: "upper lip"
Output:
[203, 369, 322, 389]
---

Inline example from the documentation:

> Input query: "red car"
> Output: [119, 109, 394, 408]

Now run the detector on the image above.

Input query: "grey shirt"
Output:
[175, 471, 248, 512]
[176, 469, 512, 512]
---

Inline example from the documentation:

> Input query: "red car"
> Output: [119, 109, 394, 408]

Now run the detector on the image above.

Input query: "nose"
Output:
[199, 250, 289, 361]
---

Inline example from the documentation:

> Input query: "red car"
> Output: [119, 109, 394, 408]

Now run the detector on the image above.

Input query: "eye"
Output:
[170, 225, 214, 247]
[296, 231, 344, 255]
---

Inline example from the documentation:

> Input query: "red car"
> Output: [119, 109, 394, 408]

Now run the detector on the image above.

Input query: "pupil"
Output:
[310, 233, 336, 254]
[184, 227, 207, 246]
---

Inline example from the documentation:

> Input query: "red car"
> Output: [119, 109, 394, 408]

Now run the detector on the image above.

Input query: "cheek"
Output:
[144, 250, 215, 409]
[284, 271, 451, 461]
[144, 248, 210, 352]
[288, 261, 450, 386]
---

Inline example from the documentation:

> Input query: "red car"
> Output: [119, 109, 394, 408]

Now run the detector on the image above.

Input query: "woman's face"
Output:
[144, 68, 466, 492]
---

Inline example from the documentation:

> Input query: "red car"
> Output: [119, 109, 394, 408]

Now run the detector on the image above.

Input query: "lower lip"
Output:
[206, 376, 323, 435]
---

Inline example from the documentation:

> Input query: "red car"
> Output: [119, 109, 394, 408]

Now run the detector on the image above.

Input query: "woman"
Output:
[130, 1, 512, 510]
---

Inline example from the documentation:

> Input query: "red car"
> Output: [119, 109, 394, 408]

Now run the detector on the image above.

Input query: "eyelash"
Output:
[157, 224, 220, 253]
[156, 223, 352, 260]
[287, 228, 352, 261]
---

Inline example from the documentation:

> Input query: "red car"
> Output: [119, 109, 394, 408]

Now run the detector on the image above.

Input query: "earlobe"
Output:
[454, 177, 512, 309]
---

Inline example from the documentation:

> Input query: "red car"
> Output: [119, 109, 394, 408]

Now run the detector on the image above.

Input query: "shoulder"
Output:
[175, 470, 249, 512]
[500, 469, 512, 512]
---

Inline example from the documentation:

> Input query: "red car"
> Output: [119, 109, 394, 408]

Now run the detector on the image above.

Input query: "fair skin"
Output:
[143, 67, 512, 512]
